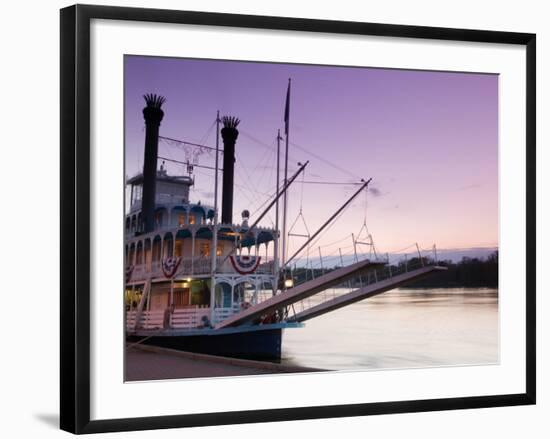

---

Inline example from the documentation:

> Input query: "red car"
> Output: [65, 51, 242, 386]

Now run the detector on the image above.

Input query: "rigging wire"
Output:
[241, 128, 365, 184]
[286, 168, 312, 265]
[240, 130, 302, 165]
[159, 125, 381, 259]
[232, 138, 280, 218]
[235, 150, 272, 216]
[158, 135, 219, 154]
[318, 233, 355, 250]
[290, 140, 362, 181]
[286, 195, 354, 264]
[198, 118, 217, 145]
[235, 151, 277, 226]
[233, 135, 277, 207]
[300, 180, 363, 185]
[251, 146, 276, 201]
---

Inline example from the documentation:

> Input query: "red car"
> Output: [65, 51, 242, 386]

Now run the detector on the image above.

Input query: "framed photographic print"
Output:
[60, 4, 536, 434]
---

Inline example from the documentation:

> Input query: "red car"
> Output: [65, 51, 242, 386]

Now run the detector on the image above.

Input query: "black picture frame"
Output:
[60, 4, 536, 434]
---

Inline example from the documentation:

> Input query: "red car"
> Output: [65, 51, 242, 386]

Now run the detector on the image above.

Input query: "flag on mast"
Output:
[284, 78, 291, 135]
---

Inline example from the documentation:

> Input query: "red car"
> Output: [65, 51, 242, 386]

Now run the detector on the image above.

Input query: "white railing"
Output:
[214, 258, 275, 274]
[126, 310, 138, 330]
[151, 261, 162, 277]
[126, 309, 166, 330]
[128, 256, 275, 281]
[257, 261, 275, 274]
[126, 305, 244, 331]
[131, 264, 148, 281]
[193, 257, 214, 275]
[213, 306, 241, 325]
[170, 306, 211, 329]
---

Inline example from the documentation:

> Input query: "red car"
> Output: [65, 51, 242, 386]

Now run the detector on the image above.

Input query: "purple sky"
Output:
[124, 55, 498, 258]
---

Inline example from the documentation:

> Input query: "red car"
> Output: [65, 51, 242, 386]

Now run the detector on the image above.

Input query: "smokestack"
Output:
[141, 94, 165, 233]
[221, 115, 240, 224]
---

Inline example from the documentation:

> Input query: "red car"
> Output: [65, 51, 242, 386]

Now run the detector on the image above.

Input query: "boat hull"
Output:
[128, 326, 285, 360]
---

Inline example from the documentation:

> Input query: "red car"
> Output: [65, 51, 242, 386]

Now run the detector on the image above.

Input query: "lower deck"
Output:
[126, 273, 276, 331]
[126, 306, 240, 331]
[127, 322, 303, 360]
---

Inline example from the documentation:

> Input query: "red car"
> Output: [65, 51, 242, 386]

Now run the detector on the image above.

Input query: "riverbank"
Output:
[126, 344, 326, 381]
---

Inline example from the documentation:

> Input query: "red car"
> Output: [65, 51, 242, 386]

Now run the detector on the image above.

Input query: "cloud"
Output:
[369, 186, 383, 197]
[458, 183, 482, 191]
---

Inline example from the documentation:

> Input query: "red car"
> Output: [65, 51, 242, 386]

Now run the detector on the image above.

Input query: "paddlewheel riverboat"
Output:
[125, 92, 445, 360]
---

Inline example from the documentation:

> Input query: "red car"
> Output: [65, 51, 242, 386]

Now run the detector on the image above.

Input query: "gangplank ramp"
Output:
[215, 259, 386, 329]
[288, 265, 447, 323]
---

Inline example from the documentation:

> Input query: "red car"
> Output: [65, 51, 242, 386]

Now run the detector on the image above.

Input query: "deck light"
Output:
[284, 279, 294, 288]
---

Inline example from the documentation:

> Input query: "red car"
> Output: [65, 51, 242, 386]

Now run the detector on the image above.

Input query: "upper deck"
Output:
[125, 166, 278, 283]
[125, 164, 215, 234]
[125, 221, 278, 282]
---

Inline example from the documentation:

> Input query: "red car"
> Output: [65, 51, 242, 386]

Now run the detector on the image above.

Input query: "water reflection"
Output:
[281, 288, 499, 371]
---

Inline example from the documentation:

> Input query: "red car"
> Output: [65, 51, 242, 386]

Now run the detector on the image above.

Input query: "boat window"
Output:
[152, 239, 161, 261]
[164, 235, 174, 258]
[136, 243, 143, 265]
[199, 243, 210, 257]
[215, 282, 232, 308]
[155, 211, 163, 227]
[173, 288, 190, 308]
[174, 240, 183, 257]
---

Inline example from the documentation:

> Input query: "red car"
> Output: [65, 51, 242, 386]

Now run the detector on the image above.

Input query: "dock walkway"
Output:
[216, 259, 385, 328]
[125, 344, 324, 381]
[289, 265, 447, 322]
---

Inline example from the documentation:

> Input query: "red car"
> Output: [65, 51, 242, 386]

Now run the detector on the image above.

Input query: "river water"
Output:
[280, 288, 499, 371]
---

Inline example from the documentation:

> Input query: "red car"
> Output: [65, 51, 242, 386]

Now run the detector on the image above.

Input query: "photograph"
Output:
[123, 55, 499, 382]
[0, 0, 541, 435]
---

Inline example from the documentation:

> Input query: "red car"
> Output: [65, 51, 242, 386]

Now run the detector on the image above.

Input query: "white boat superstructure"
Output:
[125, 166, 279, 330]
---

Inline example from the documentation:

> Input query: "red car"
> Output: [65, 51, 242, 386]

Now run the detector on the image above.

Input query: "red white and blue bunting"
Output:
[229, 255, 261, 274]
[162, 256, 181, 278]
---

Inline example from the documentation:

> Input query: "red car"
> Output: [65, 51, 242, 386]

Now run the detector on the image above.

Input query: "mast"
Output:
[221, 160, 309, 264]
[281, 78, 291, 266]
[284, 178, 372, 267]
[210, 111, 221, 322]
[273, 129, 282, 293]
[212, 110, 221, 255]
[248, 160, 307, 234]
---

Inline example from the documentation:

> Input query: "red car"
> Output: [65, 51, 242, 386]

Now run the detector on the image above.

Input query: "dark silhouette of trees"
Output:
[287, 251, 498, 289]
[402, 251, 498, 288]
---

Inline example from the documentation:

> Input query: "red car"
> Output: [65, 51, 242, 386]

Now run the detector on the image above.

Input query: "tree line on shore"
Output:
[287, 251, 498, 289]
[402, 251, 498, 288]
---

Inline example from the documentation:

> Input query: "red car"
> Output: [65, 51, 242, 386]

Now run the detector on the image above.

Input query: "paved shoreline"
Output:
[125, 344, 325, 381]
